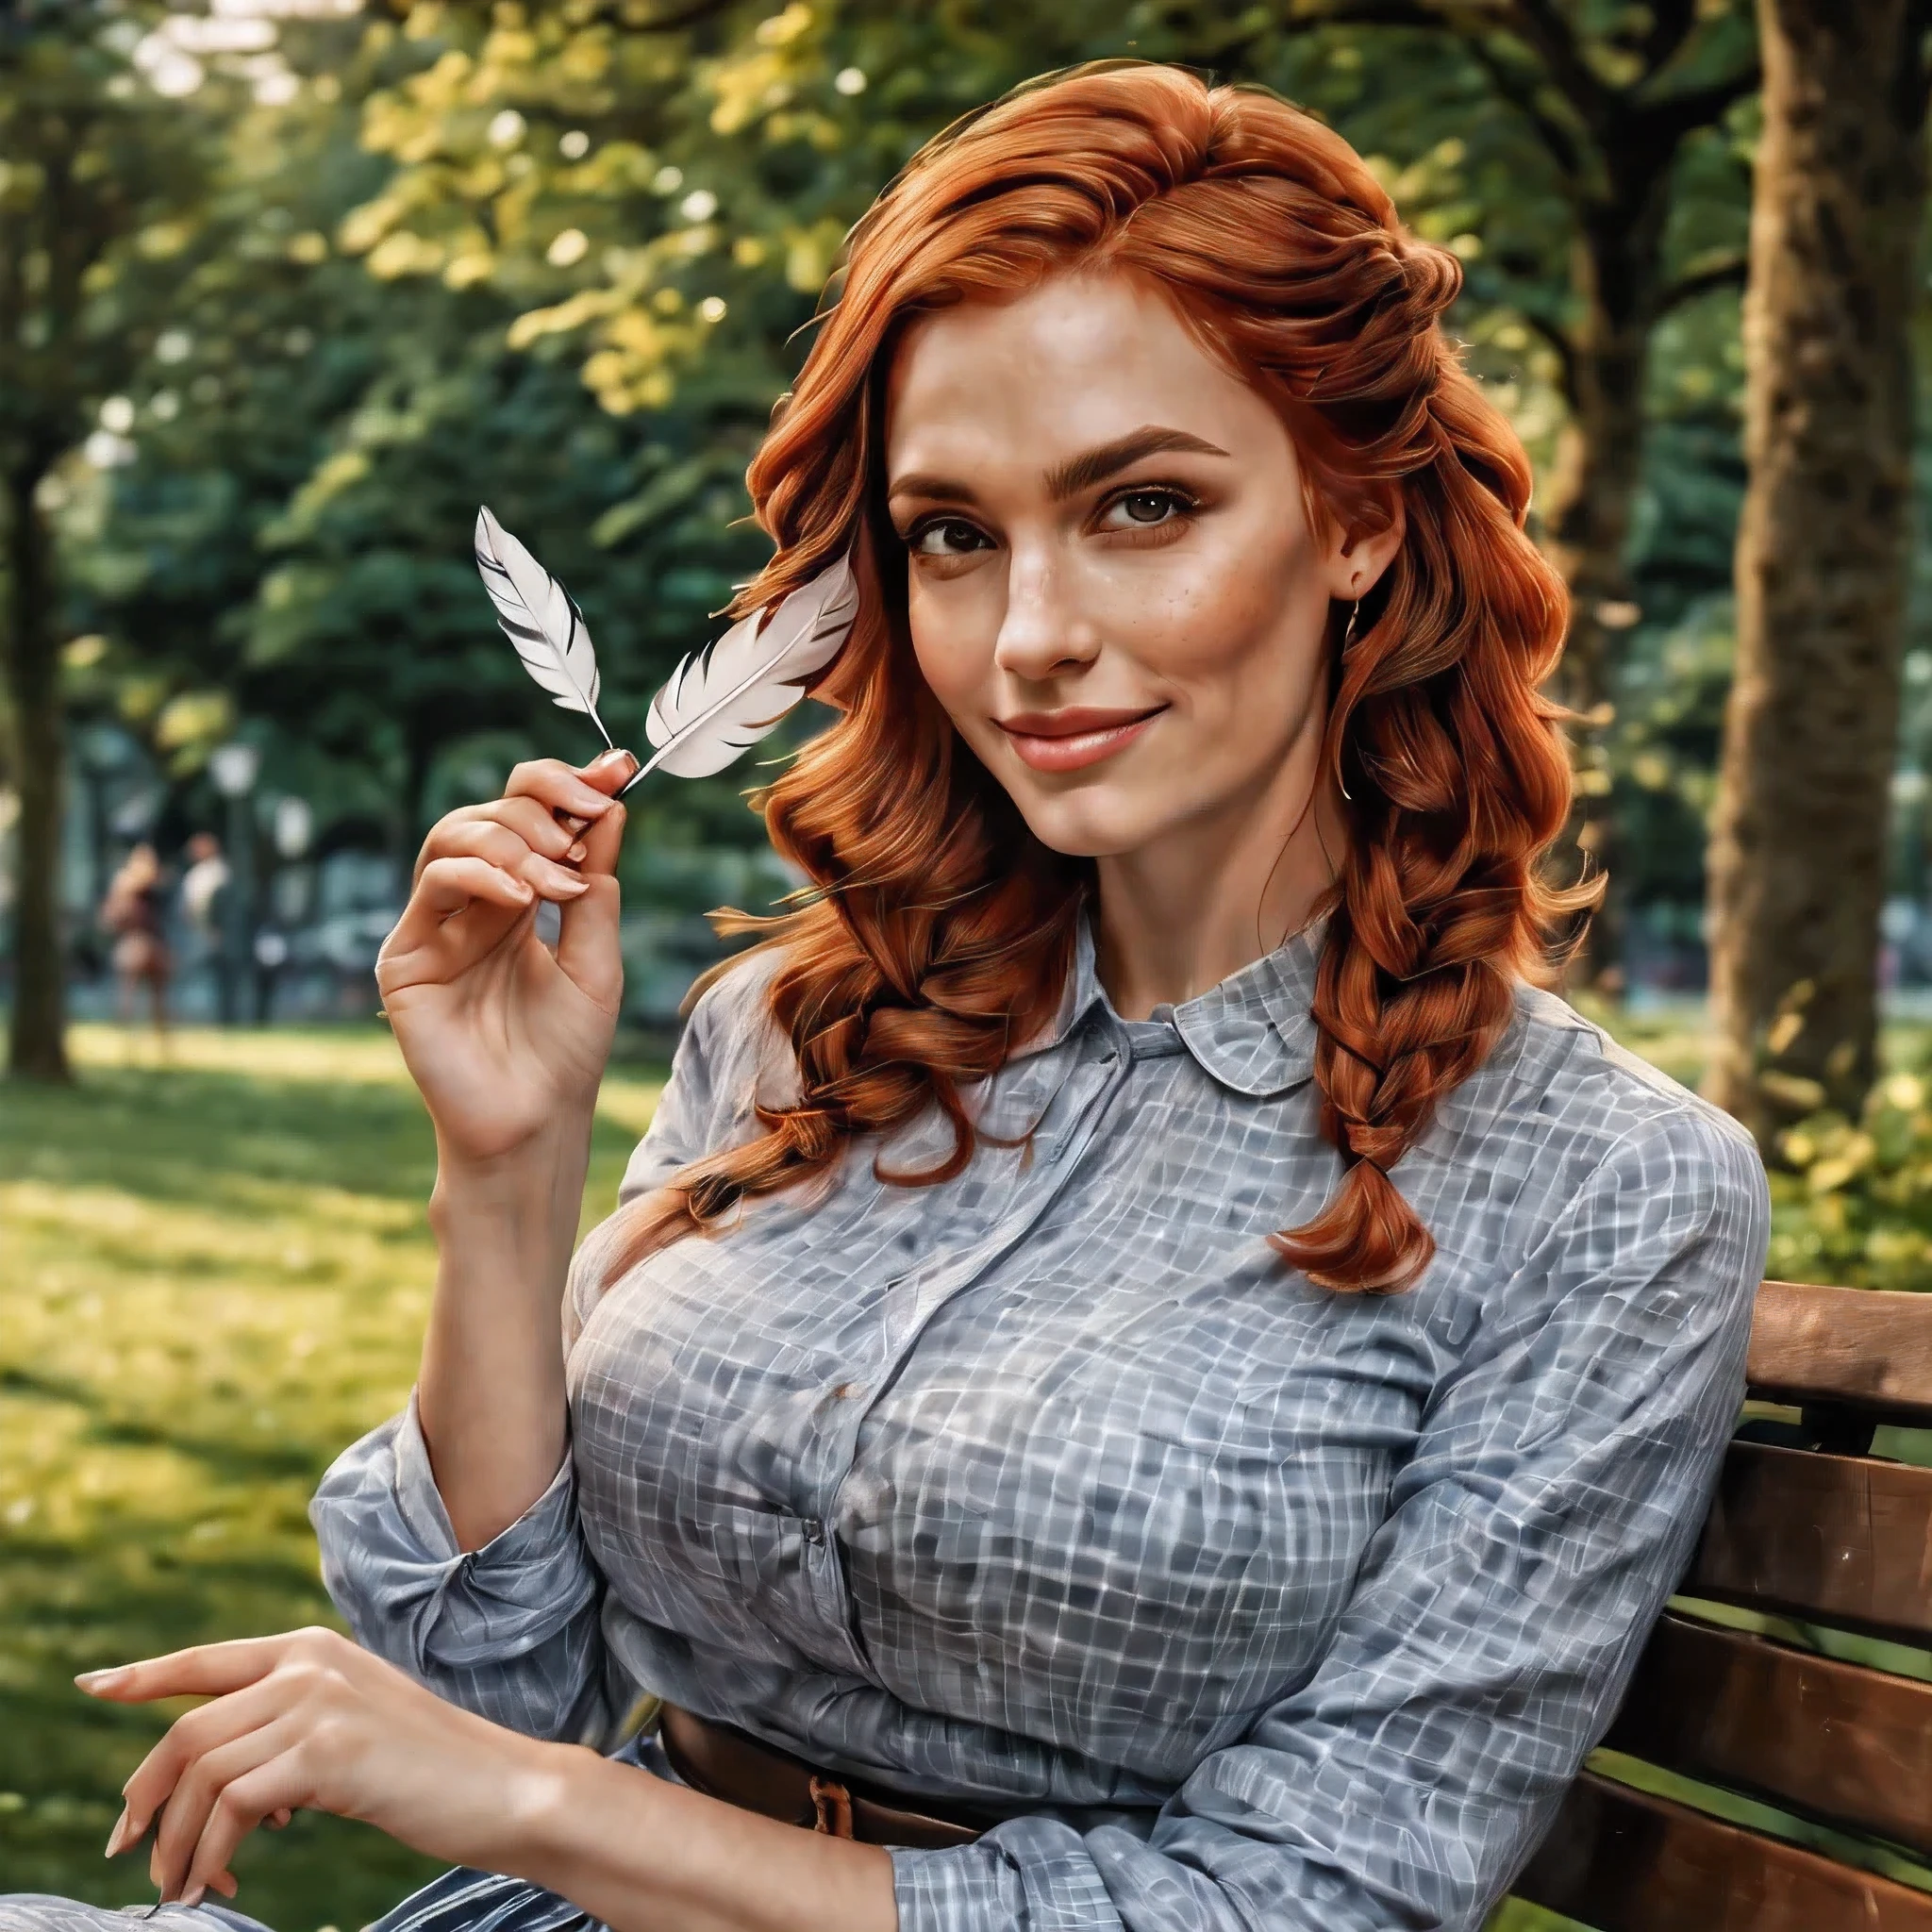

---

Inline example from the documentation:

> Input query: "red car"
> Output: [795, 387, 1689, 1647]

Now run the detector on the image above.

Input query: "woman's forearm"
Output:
[507, 1742, 899, 1932]
[417, 1118, 594, 1551]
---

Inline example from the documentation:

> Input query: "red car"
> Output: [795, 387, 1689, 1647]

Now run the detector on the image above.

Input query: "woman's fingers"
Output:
[380, 856, 535, 968]
[572, 750, 636, 875]
[503, 753, 632, 825]
[553, 872, 624, 1009]
[76, 1633, 296, 1705]
[149, 1715, 301, 1902]
[412, 793, 584, 886]
[114, 1674, 292, 1851]
[431, 820, 591, 904]
[177, 1757, 311, 1907]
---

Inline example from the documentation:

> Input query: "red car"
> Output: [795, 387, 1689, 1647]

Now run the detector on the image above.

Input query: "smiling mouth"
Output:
[996, 707, 1168, 774]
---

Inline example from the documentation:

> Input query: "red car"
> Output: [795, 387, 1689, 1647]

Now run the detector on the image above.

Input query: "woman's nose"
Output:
[993, 544, 1101, 679]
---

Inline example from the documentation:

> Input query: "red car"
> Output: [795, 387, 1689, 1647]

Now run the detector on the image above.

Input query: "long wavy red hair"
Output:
[604, 60, 1598, 1296]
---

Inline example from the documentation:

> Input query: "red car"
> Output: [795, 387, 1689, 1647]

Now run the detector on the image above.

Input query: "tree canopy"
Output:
[8, 0, 1931, 1072]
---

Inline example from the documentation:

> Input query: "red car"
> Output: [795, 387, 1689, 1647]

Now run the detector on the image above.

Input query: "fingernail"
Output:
[181, 1884, 205, 1908]
[104, 1807, 131, 1857]
[565, 841, 587, 863]
[511, 879, 534, 901]
[75, 1667, 128, 1692]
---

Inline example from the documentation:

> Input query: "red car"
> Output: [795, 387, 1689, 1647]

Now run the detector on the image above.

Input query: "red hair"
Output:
[605, 61, 1597, 1296]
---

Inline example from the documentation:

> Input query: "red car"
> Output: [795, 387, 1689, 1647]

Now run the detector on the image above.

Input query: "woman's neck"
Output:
[1091, 768, 1348, 1021]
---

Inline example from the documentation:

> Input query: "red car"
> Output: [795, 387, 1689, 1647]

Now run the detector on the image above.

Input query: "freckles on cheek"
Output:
[908, 599, 983, 713]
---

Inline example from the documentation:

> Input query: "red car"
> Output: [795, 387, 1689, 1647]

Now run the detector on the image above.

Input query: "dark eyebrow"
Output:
[1044, 425, 1230, 502]
[886, 472, 979, 508]
[886, 426, 1232, 514]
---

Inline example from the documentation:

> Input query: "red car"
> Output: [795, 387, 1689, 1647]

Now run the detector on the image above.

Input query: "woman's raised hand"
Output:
[375, 749, 637, 1167]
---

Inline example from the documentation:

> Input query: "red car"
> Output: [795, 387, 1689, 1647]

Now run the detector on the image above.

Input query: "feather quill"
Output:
[475, 505, 858, 791]
[625, 554, 858, 791]
[474, 507, 613, 748]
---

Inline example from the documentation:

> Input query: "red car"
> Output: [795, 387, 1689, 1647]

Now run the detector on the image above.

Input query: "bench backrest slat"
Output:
[1748, 1281, 1932, 1426]
[1603, 1612, 1932, 1858]
[1680, 1440, 1932, 1645]
[1512, 1770, 1932, 1932]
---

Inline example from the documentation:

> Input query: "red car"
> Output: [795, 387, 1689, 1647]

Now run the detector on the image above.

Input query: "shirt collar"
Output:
[1014, 898, 1329, 1099]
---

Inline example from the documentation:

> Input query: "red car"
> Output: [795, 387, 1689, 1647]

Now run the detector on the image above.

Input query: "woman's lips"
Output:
[999, 708, 1166, 773]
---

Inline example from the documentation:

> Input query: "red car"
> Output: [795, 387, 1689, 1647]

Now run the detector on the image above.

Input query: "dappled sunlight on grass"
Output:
[1, 1024, 662, 1923]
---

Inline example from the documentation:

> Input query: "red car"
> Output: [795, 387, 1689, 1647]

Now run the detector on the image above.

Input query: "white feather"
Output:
[633, 555, 858, 784]
[474, 506, 612, 745]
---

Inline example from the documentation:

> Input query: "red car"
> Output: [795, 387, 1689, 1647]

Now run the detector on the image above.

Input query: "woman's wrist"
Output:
[430, 1110, 595, 1223]
[428, 1114, 594, 1276]
[497, 1740, 667, 1910]
[492, 1736, 601, 1884]
[496, 1740, 899, 1932]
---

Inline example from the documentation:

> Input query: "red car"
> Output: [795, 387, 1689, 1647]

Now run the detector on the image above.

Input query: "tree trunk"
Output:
[1705, 0, 1929, 1145]
[1543, 212, 1658, 1000]
[1543, 320, 1647, 998]
[3, 449, 71, 1082]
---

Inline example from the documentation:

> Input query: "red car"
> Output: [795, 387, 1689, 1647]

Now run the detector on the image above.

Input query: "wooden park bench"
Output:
[1508, 1278, 1932, 1931]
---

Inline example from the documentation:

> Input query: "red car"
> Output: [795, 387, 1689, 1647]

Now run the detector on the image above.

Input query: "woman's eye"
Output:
[1100, 489, 1192, 531]
[909, 518, 990, 558]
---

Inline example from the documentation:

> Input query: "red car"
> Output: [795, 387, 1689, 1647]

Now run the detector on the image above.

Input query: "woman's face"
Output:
[883, 271, 1391, 864]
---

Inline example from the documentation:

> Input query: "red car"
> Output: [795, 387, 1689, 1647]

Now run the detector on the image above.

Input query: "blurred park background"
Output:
[7, 0, 1932, 1924]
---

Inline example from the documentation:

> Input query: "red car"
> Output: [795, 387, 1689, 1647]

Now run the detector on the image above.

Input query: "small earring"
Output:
[1338, 599, 1360, 803]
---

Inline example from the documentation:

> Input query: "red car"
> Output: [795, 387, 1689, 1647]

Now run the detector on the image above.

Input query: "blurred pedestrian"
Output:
[98, 841, 172, 1039]
[179, 830, 233, 1022]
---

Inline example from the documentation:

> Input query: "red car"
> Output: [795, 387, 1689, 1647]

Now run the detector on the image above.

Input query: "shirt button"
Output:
[801, 1517, 825, 1545]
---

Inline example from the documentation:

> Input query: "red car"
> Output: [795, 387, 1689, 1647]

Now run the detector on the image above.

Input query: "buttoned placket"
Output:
[784, 1014, 1140, 1672]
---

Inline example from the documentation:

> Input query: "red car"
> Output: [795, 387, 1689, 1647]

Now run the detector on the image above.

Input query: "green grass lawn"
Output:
[0, 1024, 666, 1926]
[1, 1008, 1917, 1929]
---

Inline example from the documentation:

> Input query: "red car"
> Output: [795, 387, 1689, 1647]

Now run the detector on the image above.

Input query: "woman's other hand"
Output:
[79, 1628, 560, 1910]
[376, 749, 636, 1166]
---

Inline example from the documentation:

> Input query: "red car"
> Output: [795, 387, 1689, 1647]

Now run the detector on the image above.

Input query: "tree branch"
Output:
[1653, 250, 1748, 318]
[1458, 28, 1591, 188]
[1491, 0, 1618, 142]
[1635, 58, 1760, 146]
[1237, 0, 1603, 189]
[1632, 0, 1698, 83]
[1514, 305, 1580, 405]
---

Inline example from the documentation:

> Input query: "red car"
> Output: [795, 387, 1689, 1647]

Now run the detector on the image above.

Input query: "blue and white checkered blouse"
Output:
[0, 903, 1773, 1932]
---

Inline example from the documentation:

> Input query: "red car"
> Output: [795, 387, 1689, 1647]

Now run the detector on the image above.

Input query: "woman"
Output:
[2, 62, 1771, 1932]
[99, 841, 173, 1039]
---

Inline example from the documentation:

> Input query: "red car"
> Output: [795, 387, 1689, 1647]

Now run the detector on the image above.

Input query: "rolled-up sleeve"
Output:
[308, 966, 743, 1742]
[308, 1391, 607, 1741]
[891, 1107, 1773, 1932]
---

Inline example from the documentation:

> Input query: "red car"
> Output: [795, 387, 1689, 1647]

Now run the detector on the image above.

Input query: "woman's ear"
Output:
[1326, 492, 1407, 603]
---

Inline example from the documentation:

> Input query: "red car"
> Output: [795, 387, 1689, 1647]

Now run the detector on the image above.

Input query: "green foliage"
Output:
[1768, 1065, 1932, 1291]
[42, 0, 1769, 906]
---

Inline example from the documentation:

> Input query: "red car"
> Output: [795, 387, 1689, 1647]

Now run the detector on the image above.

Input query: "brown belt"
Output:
[656, 1702, 1001, 1850]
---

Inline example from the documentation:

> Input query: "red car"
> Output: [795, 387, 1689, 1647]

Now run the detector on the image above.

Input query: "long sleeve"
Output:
[308, 972, 737, 1744]
[891, 1105, 1773, 1932]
